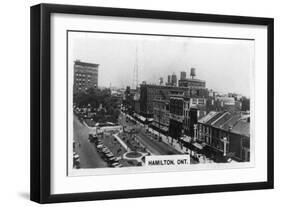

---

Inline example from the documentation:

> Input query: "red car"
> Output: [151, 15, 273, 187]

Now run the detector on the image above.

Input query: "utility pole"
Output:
[194, 124, 197, 142]
[221, 137, 229, 156]
[158, 103, 162, 142]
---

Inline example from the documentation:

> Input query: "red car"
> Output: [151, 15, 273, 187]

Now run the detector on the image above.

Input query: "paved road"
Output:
[136, 131, 180, 155]
[73, 115, 107, 168]
[119, 112, 181, 155]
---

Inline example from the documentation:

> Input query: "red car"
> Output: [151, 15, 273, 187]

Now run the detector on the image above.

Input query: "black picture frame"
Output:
[30, 3, 274, 204]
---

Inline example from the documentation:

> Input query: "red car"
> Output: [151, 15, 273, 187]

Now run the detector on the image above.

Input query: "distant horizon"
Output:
[69, 32, 254, 97]
[95, 83, 250, 99]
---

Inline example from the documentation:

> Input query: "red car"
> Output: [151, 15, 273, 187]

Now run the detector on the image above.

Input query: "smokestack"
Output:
[171, 73, 177, 86]
[180, 71, 187, 80]
[168, 75, 171, 84]
[159, 77, 163, 85]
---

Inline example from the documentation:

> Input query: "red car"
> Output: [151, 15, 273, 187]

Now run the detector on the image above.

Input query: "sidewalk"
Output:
[147, 127, 188, 154]
[147, 128, 213, 163]
[163, 136, 213, 163]
[113, 133, 131, 152]
[159, 134, 189, 154]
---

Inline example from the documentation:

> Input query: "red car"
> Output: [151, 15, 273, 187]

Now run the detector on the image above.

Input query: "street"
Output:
[73, 110, 195, 169]
[118, 112, 181, 155]
[73, 114, 107, 168]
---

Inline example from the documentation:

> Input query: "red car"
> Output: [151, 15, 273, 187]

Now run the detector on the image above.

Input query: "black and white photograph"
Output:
[28, 3, 274, 204]
[68, 31, 253, 175]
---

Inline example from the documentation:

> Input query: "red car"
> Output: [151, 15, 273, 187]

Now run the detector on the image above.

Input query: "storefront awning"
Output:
[180, 136, 192, 143]
[192, 142, 204, 150]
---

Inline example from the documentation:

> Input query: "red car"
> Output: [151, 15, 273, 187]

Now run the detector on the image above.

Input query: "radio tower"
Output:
[133, 46, 139, 89]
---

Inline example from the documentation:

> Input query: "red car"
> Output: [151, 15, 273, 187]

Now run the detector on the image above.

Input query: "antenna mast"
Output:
[133, 46, 139, 89]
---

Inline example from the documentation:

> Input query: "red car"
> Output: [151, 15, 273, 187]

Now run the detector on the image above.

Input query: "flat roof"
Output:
[140, 83, 207, 91]
[179, 78, 206, 83]
[74, 60, 99, 68]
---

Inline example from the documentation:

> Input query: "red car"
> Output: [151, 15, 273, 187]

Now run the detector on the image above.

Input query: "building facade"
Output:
[206, 97, 242, 113]
[139, 84, 209, 118]
[197, 111, 250, 162]
[73, 60, 99, 93]
[169, 93, 185, 140]
[168, 92, 207, 140]
[178, 78, 206, 89]
[151, 98, 170, 134]
[183, 97, 207, 136]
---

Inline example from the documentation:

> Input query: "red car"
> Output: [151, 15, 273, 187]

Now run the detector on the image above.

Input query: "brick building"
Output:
[196, 111, 250, 162]
[178, 78, 206, 89]
[168, 92, 207, 140]
[139, 83, 208, 118]
[73, 60, 99, 93]
[151, 98, 170, 134]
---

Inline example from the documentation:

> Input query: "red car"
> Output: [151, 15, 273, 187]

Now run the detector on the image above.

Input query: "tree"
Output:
[74, 87, 120, 123]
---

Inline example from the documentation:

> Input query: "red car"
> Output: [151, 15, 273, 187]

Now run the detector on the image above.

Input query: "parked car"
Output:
[88, 133, 98, 143]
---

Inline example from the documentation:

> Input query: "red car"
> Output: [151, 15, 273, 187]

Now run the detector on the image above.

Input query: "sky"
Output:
[70, 32, 254, 97]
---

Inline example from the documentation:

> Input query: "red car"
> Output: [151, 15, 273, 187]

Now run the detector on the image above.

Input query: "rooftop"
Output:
[198, 111, 250, 137]
[198, 111, 219, 124]
[140, 83, 207, 91]
[74, 60, 99, 68]
[178, 78, 206, 83]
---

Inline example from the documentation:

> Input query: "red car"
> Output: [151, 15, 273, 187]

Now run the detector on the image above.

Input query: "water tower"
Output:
[190, 68, 196, 79]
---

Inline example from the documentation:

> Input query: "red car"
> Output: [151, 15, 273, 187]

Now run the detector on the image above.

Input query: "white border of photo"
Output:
[50, 13, 267, 195]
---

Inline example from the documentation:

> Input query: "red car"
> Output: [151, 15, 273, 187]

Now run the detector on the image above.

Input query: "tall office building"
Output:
[73, 60, 99, 93]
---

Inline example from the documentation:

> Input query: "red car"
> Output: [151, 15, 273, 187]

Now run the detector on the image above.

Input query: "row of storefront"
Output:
[125, 106, 250, 163]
